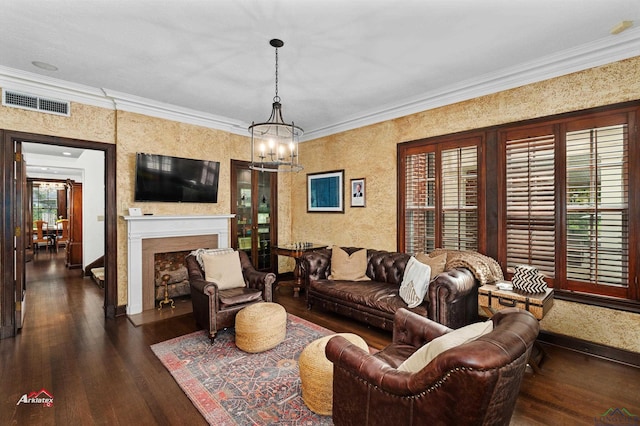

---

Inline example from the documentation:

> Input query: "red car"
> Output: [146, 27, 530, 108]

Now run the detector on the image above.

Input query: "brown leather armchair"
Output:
[326, 307, 539, 426]
[186, 251, 276, 342]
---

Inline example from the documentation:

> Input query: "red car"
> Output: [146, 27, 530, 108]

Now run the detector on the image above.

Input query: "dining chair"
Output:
[56, 219, 70, 251]
[33, 220, 50, 251]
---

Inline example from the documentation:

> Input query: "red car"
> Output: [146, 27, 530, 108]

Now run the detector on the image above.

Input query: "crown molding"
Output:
[302, 28, 640, 141]
[100, 89, 248, 136]
[2, 28, 639, 142]
[0, 66, 249, 137]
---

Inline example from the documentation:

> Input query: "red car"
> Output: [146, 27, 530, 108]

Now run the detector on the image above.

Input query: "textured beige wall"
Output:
[540, 300, 640, 353]
[2, 56, 639, 352]
[114, 111, 259, 304]
[294, 57, 640, 248]
[0, 102, 297, 306]
[293, 56, 640, 353]
[0, 101, 115, 141]
[276, 173, 296, 272]
[292, 122, 399, 250]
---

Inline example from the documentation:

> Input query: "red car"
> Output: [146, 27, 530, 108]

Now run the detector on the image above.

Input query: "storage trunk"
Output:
[478, 282, 553, 320]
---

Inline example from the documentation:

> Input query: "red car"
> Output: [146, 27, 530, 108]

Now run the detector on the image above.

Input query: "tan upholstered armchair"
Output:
[186, 250, 276, 342]
[326, 307, 539, 426]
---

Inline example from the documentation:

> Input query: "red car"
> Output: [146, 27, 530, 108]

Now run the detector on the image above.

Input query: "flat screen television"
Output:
[134, 153, 220, 203]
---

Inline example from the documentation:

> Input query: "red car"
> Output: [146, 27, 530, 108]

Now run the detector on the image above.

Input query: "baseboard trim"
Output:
[538, 330, 640, 368]
[115, 304, 127, 317]
[104, 303, 116, 319]
[0, 325, 15, 339]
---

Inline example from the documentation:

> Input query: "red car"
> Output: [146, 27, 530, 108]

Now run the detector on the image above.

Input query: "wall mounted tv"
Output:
[134, 153, 220, 203]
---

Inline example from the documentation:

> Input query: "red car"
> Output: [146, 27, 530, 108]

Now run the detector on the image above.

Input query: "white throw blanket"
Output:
[399, 256, 432, 308]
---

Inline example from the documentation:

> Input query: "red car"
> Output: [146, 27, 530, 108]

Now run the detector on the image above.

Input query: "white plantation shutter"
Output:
[566, 124, 628, 287]
[441, 146, 478, 251]
[404, 151, 436, 254]
[505, 130, 556, 277]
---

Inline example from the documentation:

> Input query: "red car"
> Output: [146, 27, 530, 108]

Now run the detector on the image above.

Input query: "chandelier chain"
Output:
[274, 46, 280, 103]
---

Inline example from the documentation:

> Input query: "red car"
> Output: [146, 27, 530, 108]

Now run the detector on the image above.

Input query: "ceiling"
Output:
[21, 142, 85, 180]
[2, 0, 640, 143]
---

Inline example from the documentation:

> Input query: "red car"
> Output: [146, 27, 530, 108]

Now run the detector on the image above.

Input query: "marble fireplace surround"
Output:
[124, 214, 234, 315]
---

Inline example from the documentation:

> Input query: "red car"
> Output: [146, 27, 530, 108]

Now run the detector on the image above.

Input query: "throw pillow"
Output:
[399, 256, 432, 308]
[200, 251, 246, 290]
[397, 319, 494, 373]
[191, 247, 235, 269]
[415, 252, 447, 279]
[329, 246, 370, 281]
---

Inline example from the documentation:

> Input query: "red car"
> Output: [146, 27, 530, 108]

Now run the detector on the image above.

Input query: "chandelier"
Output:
[37, 181, 65, 191]
[249, 39, 303, 172]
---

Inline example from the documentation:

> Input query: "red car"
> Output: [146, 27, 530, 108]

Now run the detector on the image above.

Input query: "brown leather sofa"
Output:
[326, 307, 540, 426]
[300, 247, 478, 331]
[186, 250, 276, 342]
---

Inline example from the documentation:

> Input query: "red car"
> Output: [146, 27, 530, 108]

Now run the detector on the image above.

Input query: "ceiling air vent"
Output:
[2, 89, 70, 116]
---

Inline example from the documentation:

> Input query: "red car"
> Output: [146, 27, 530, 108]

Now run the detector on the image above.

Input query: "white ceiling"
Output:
[21, 143, 85, 180]
[2, 0, 640, 142]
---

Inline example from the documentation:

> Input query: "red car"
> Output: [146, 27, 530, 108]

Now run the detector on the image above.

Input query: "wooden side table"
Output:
[479, 281, 554, 373]
[274, 243, 327, 297]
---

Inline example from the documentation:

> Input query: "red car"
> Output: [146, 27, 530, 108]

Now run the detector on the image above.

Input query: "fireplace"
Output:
[124, 214, 233, 315]
[153, 249, 193, 302]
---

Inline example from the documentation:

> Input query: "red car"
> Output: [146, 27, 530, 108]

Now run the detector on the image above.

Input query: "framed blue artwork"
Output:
[307, 170, 344, 213]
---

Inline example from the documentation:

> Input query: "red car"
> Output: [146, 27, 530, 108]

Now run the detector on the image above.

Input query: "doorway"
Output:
[0, 130, 117, 339]
[24, 143, 94, 270]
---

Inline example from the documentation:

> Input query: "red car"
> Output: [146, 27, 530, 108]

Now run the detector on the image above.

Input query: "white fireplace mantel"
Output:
[123, 214, 234, 315]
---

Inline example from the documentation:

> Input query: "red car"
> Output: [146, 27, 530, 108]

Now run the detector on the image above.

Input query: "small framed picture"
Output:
[350, 178, 365, 207]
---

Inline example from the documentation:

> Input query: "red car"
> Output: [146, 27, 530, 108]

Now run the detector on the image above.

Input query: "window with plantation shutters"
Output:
[505, 129, 556, 278]
[404, 151, 436, 254]
[565, 122, 628, 289]
[499, 110, 633, 300]
[441, 146, 478, 251]
[401, 102, 638, 305]
[399, 138, 480, 255]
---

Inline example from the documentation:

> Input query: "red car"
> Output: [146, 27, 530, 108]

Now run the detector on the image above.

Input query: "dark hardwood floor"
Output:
[1, 251, 639, 425]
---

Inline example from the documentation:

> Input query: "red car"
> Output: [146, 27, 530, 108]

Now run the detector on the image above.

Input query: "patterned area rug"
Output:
[151, 314, 335, 425]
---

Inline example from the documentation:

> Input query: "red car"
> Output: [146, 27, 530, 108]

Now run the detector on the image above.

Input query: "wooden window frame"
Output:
[398, 133, 485, 254]
[561, 112, 631, 298]
[503, 104, 639, 309]
[398, 100, 640, 312]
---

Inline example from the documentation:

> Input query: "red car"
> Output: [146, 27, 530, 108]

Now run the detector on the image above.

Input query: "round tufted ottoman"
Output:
[299, 333, 368, 415]
[235, 302, 287, 353]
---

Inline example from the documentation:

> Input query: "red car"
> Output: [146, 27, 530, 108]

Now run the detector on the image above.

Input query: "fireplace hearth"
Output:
[124, 215, 233, 315]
